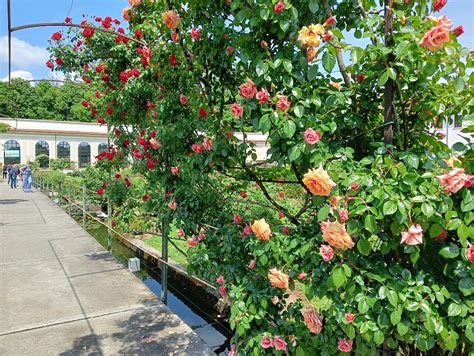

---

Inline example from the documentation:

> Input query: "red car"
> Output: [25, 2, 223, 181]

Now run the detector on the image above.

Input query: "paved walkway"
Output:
[0, 181, 213, 355]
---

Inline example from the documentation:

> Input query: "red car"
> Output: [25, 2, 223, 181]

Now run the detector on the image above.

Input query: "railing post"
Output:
[68, 184, 72, 215]
[58, 182, 62, 205]
[82, 185, 86, 229]
[161, 219, 169, 304]
[107, 195, 112, 251]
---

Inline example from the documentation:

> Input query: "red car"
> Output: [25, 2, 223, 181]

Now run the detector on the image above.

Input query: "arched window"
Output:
[98, 143, 108, 154]
[78, 142, 91, 167]
[35, 140, 49, 157]
[4, 140, 21, 165]
[57, 141, 70, 159]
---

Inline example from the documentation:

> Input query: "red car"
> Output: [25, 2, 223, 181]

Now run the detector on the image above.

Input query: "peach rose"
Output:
[276, 95, 291, 111]
[306, 47, 318, 62]
[345, 313, 355, 323]
[331, 81, 342, 90]
[239, 79, 257, 98]
[420, 24, 451, 51]
[162, 10, 180, 30]
[273, 336, 287, 351]
[444, 157, 461, 168]
[149, 138, 161, 149]
[230, 103, 244, 117]
[260, 336, 273, 349]
[128, 0, 142, 6]
[301, 308, 323, 334]
[427, 15, 453, 28]
[256, 88, 270, 104]
[321, 221, 354, 250]
[436, 168, 472, 193]
[268, 268, 289, 289]
[466, 245, 474, 263]
[122, 8, 131, 21]
[298, 24, 325, 47]
[400, 224, 423, 245]
[251, 218, 272, 240]
[203, 138, 213, 151]
[338, 338, 353, 353]
[304, 128, 321, 145]
[303, 165, 336, 196]
[320, 245, 334, 261]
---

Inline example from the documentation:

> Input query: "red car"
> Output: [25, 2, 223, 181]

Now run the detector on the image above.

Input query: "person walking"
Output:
[22, 162, 33, 192]
[2, 165, 7, 179]
[10, 164, 19, 189]
[7, 164, 12, 185]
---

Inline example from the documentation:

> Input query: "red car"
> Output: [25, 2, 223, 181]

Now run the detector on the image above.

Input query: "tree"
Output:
[48, 1, 473, 354]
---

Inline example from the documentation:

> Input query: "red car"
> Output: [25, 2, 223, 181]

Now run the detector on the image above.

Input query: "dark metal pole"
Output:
[161, 219, 169, 304]
[384, 0, 395, 146]
[7, 0, 12, 83]
[106, 124, 112, 251]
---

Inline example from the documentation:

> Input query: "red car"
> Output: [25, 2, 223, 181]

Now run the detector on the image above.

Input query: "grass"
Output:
[143, 234, 189, 267]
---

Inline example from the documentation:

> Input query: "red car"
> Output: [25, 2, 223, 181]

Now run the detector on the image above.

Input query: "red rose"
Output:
[102, 74, 110, 82]
[51, 32, 62, 41]
[452, 25, 464, 37]
[324, 33, 333, 42]
[325, 16, 335, 26]
[46, 60, 54, 69]
[274, 0, 285, 13]
[115, 173, 121, 179]
[169, 54, 177, 66]
[94, 91, 101, 99]
[55, 58, 64, 65]
[356, 74, 365, 83]
[226, 46, 234, 54]
[97, 117, 106, 125]
[96, 188, 105, 195]
[83, 27, 95, 38]
[190, 28, 201, 40]
[135, 29, 143, 39]
[239, 191, 247, 198]
[191, 143, 203, 153]
[433, 0, 447, 12]
[81, 100, 90, 108]
[142, 194, 149, 202]
[199, 107, 207, 118]
[64, 17, 72, 23]
[102, 20, 111, 29]
[95, 17, 102, 22]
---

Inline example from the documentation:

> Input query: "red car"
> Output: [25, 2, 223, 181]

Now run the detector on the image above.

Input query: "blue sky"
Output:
[0, 0, 472, 81]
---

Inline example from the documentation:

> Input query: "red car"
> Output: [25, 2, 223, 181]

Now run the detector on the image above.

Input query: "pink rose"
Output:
[345, 313, 355, 323]
[433, 0, 447, 12]
[274, 0, 285, 13]
[276, 95, 291, 111]
[191, 143, 203, 153]
[171, 166, 180, 175]
[302, 308, 323, 334]
[400, 224, 423, 245]
[453, 25, 464, 37]
[434, 229, 448, 241]
[177, 229, 186, 237]
[203, 138, 213, 151]
[304, 128, 321, 145]
[241, 224, 252, 237]
[260, 336, 273, 349]
[248, 260, 255, 269]
[228, 345, 236, 356]
[256, 88, 270, 104]
[273, 336, 287, 351]
[216, 275, 225, 285]
[230, 103, 244, 117]
[282, 226, 290, 235]
[297, 272, 307, 280]
[338, 338, 353, 353]
[180, 95, 187, 105]
[233, 214, 242, 224]
[427, 15, 453, 28]
[239, 79, 257, 99]
[466, 245, 474, 263]
[351, 182, 359, 190]
[190, 28, 201, 40]
[168, 201, 178, 209]
[338, 209, 349, 222]
[420, 23, 451, 51]
[149, 138, 161, 149]
[187, 237, 198, 247]
[219, 286, 227, 297]
[325, 16, 335, 26]
[320, 245, 334, 262]
[436, 168, 472, 193]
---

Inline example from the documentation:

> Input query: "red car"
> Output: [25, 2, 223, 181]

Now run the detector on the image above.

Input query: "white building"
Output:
[0, 118, 109, 167]
[0, 118, 270, 167]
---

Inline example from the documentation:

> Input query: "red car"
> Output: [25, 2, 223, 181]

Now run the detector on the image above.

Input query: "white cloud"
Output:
[0, 36, 49, 67]
[1, 70, 34, 82]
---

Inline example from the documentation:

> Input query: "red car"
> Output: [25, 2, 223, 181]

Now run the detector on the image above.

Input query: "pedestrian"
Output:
[7, 164, 12, 185]
[1, 165, 7, 179]
[22, 162, 33, 192]
[10, 164, 19, 189]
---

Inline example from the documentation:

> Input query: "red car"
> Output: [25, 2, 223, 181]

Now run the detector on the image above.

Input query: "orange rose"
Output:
[330, 81, 342, 90]
[321, 221, 354, 250]
[303, 165, 336, 196]
[251, 218, 272, 240]
[268, 268, 289, 289]
[302, 308, 324, 334]
[298, 24, 325, 47]
[128, 0, 142, 6]
[122, 8, 131, 22]
[162, 10, 180, 30]
[419, 24, 451, 51]
[306, 48, 318, 62]
[444, 157, 461, 168]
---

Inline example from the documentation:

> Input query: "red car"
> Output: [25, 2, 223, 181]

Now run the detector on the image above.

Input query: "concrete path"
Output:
[0, 181, 213, 355]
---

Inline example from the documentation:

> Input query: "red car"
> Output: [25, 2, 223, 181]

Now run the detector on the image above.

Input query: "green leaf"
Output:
[357, 238, 372, 256]
[317, 205, 330, 222]
[439, 244, 460, 259]
[288, 145, 301, 162]
[374, 330, 384, 345]
[421, 203, 434, 218]
[397, 321, 409, 336]
[386, 290, 398, 307]
[358, 297, 369, 314]
[294, 105, 304, 118]
[256, 61, 268, 76]
[387, 68, 397, 80]
[331, 267, 347, 288]
[322, 51, 336, 73]
[307, 65, 319, 81]
[364, 215, 376, 233]
[308, 0, 319, 13]
[459, 277, 474, 296]
[383, 201, 397, 215]
[283, 60, 293, 74]
[259, 114, 271, 133]
[378, 71, 389, 87]
[283, 120, 296, 138]
[390, 310, 401, 325]
[447, 303, 462, 316]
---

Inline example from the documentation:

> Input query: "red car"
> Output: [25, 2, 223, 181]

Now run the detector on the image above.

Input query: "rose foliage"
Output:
[48, 0, 474, 354]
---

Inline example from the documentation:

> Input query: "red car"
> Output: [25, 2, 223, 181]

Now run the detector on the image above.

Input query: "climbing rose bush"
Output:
[47, 0, 473, 354]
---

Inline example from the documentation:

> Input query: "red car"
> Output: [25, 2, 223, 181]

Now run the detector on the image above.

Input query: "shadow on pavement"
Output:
[0, 199, 29, 205]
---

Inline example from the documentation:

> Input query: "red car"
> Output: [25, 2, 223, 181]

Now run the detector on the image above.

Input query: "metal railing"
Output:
[31, 175, 216, 303]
